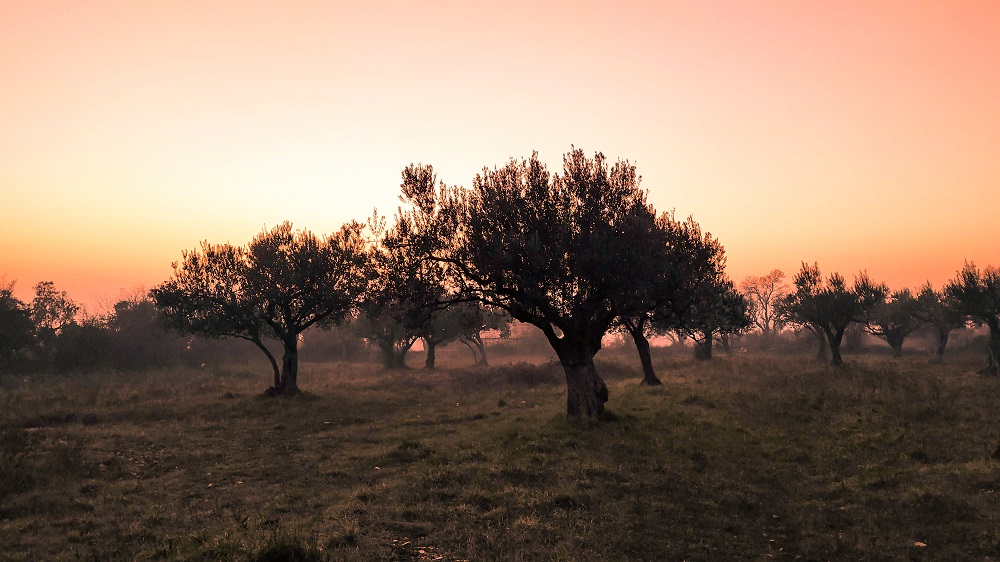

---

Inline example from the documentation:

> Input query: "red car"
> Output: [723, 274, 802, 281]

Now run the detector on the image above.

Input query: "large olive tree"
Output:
[397, 148, 670, 417]
[152, 221, 367, 394]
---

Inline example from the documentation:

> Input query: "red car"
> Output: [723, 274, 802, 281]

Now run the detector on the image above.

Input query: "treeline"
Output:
[3, 148, 999, 417]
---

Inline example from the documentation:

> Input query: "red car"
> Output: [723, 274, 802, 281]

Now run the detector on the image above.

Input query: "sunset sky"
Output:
[2, 1, 998, 311]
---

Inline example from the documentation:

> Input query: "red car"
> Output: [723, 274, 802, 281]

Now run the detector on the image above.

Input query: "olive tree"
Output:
[913, 283, 966, 363]
[615, 212, 716, 385]
[780, 263, 883, 367]
[152, 221, 367, 394]
[860, 287, 920, 358]
[946, 262, 1000, 375]
[398, 149, 668, 417]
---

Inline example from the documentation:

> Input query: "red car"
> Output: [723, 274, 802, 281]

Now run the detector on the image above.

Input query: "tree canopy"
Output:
[780, 263, 883, 367]
[152, 221, 368, 393]
[946, 262, 1000, 375]
[395, 148, 680, 416]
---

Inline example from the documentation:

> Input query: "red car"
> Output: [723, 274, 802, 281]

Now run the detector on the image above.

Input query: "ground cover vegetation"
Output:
[3, 343, 1000, 561]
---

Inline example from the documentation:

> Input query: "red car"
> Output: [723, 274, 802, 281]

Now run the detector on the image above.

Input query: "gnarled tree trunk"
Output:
[276, 336, 299, 394]
[424, 338, 438, 369]
[626, 322, 660, 386]
[826, 327, 845, 367]
[932, 328, 950, 364]
[553, 344, 607, 417]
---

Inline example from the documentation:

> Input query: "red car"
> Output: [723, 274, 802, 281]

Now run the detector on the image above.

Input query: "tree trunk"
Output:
[458, 337, 480, 364]
[629, 326, 661, 386]
[424, 338, 437, 369]
[554, 346, 607, 417]
[471, 334, 489, 366]
[378, 341, 408, 369]
[932, 329, 949, 363]
[982, 325, 1000, 376]
[826, 328, 845, 367]
[249, 337, 280, 389]
[694, 335, 712, 361]
[812, 328, 828, 362]
[277, 337, 299, 394]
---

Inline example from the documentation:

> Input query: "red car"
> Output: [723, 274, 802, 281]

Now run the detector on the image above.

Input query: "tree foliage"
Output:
[396, 148, 671, 416]
[945, 262, 1000, 375]
[780, 263, 883, 366]
[913, 283, 966, 363]
[152, 221, 367, 393]
[30, 281, 79, 341]
[860, 287, 920, 358]
[0, 278, 34, 362]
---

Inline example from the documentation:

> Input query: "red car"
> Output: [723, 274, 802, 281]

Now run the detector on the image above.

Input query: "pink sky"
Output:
[2, 1, 998, 310]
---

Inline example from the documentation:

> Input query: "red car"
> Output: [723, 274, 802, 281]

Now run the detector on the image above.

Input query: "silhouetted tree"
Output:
[359, 174, 449, 369]
[673, 280, 750, 361]
[913, 283, 965, 363]
[946, 262, 1000, 375]
[860, 286, 919, 358]
[780, 263, 883, 367]
[106, 294, 187, 370]
[153, 222, 367, 393]
[30, 281, 79, 347]
[397, 148, 668, 417]
[615, 212, 716, 385]
[51, 319, 110, 372]
[455, 303, 511, 366]
[0, 278, 34, 363]
[740, 269, 788, 347]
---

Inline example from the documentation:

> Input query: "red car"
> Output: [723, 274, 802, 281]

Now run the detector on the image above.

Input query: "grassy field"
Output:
[3, 345, 1000, 561]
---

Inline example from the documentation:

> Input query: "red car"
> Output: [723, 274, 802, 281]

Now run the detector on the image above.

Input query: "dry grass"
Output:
[3, 346, 1000, 560]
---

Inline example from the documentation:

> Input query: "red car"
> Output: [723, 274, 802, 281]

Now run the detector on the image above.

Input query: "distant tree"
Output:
[51, 318, 110, 372]
[359, 171, 449, 369]
[945, 262, 1000, 375]
[672, 279, 751, 361]
[740, 269, 788, 347]
[859, 286, 919, 358]
[153, 222, 368, 394]
[422, 302, 513, 369]
[30, 281, 79, 346]
[0, 278, 34, 362]
[396, 148, 669, 416]
[780, 263, 884, 367]
[635, 216, 750, 362]
[108, 294, 188, 370]
[913, 283, 966, 363]
[454, 303, 511, 367]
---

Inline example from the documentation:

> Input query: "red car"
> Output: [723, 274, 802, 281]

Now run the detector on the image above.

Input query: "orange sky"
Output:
[2, 1, 998, 311]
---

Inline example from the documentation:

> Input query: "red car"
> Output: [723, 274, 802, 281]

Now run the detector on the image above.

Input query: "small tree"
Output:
[913, 283, 965, 363]
[153, 221, 367, 393]
[740, 269, 788, 347]
[780, 263, 883, 367]
[360, 171, 450, 370]
[616, 212, 721, 385]
[30, 281, 79, 347]
[859, 286, 919, 358]
[945, 262, 1000, 375]
[0, 278, 34, 363]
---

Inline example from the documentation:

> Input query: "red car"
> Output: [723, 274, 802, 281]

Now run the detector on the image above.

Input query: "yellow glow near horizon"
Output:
[2, 1, 998, 308]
